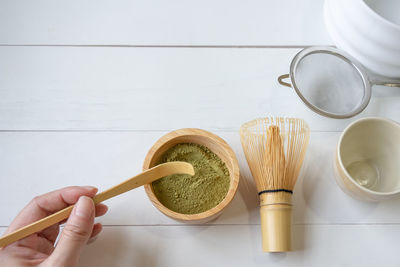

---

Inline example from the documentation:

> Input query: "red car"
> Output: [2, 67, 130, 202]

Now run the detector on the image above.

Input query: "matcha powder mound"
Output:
[152, 143, 230, 214]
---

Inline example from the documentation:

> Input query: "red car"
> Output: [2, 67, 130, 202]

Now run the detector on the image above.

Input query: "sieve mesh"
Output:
[293, 52, 365, 115]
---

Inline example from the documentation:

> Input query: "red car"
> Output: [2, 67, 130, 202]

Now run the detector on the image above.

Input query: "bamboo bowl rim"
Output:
[143, 128, 240, 223]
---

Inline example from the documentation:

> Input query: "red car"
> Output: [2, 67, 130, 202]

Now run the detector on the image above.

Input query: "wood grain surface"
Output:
[0, 0, 399, 266]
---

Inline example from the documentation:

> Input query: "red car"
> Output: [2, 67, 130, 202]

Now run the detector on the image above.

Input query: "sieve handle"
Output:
[369, 73, 400, 88]
[278, 74, 292, 88]
[371, 81, 400, 88]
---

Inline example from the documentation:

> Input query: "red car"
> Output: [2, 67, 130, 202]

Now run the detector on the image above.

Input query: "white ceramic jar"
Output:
[324, 0, 400, 78]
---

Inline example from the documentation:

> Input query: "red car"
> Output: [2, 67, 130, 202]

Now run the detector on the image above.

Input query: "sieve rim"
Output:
[289, 46, 372, 119]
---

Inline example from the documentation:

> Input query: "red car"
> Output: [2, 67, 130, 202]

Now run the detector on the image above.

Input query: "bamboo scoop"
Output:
[0, 161, 194, 248]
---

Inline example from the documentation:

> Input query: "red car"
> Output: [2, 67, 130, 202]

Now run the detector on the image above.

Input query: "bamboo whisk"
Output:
[240, 117, 310, 252]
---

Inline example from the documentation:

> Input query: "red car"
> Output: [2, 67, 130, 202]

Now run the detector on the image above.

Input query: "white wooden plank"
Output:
[1, 131, 400, 227]
[1, 224, 400, 266]
[0, 0, 331, 46]
[78, 225, 400, 267]
[0, 47, 398, 132]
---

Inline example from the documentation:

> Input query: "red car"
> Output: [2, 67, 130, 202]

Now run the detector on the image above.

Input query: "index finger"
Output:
[5, 186, 98, 234]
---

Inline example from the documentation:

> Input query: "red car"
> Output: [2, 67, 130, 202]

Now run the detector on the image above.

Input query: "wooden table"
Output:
[1, 1, 399, 266]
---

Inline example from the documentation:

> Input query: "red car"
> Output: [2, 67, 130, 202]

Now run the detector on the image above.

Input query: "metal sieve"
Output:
[278, 46, 400, 119]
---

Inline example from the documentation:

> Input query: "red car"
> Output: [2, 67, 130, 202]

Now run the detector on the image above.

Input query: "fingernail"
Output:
[75, 196, 94, 218]
[83, 186, 97, 191]
[87, 236, 98, 244]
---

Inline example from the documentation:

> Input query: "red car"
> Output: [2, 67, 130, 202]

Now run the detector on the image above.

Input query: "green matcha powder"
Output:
[152, 143, 230, 214]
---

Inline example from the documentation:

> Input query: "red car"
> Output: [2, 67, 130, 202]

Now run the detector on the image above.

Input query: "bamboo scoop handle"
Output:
[0, 161, 194, 248]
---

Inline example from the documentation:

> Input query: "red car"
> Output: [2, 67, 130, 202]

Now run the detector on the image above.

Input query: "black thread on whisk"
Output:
[258, 189, 293, 195]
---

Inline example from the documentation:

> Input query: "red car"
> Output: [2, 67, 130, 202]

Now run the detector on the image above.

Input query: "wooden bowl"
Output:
[143, 128, 240, 223]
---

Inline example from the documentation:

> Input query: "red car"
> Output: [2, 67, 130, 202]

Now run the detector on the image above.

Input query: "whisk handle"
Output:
[260, 204, 292, 252]
[259, 192, 292, 252]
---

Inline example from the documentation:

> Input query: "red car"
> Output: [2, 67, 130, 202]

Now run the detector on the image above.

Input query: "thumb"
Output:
[48, 196, 95, 266]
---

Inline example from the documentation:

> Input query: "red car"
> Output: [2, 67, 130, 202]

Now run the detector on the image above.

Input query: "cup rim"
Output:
[337, 117, 400, 196]
[360, 0, 400, 30]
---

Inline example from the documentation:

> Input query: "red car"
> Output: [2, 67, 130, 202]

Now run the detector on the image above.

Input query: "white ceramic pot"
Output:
[324, 0, 400, 78]
[334, 117, 400, 201]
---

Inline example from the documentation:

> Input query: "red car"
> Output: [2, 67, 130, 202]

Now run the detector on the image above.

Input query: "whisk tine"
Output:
[240, 117, 309, 192]
[264, 126, 285, 190]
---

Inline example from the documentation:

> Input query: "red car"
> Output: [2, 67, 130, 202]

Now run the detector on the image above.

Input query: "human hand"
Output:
[0, 186, 108, 267]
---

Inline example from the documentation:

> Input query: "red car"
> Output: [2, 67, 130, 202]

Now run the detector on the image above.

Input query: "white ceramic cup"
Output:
[334, 117, 400, 201]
